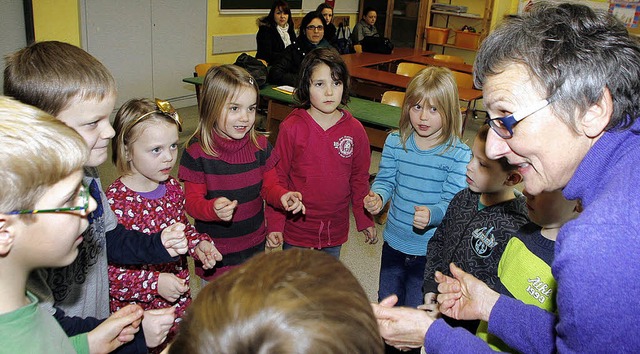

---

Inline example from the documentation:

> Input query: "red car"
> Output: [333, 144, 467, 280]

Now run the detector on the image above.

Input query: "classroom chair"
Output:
[451, 71, 477, 134]
[380, 91, 405, 108]
[354, 44, 363, 53]
[396, 62, 428, 77]
[433, 54, 465, 64]
[194, 63, 221, 106]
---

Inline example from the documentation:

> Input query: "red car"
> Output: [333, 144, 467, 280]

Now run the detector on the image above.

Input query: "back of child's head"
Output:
[0, 96, 88, 213]
[168, 249, 384, 354]
[3, 41, 116, 116]
[194, 64, 260, 156]
[399, 66, 462, 149]
[475, 124, 516, 172]
[294, 47, 350, 109]
[112, 98, 182, 174]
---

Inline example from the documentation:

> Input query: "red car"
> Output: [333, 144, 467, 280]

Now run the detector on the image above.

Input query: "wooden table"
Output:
[402, 55, 474, 74]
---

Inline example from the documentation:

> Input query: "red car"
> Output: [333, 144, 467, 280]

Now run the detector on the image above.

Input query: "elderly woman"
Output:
[267, 11, 332, 87]
[372, 3, 640, 353]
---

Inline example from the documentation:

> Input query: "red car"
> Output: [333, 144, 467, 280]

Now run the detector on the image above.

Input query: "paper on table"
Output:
[274, 85, 295, 95]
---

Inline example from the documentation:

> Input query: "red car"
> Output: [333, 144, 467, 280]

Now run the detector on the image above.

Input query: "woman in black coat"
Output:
[256, 1, 296, 64]
[268, 11, 333, 87]
[316, 3, 337, 45]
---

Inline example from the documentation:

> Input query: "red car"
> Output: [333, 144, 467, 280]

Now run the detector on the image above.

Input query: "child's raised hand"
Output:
[158, 273, 188, 303]
[417, 292, 440, 320]
[142, 307, 176, 348]
[266, 232, 284, 248]
[195, 240, 222, 270]
[281, 191, 306, 214]
[413, 206, 431, 230]
[161, 223, 188, 257]
[364, 190, 383, 215]
[362, 226, 379, 244]
[213, 197, 238, 221]
[87, 304, 143, 353]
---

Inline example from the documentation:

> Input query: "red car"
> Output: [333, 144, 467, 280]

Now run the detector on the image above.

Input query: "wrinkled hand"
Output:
[161, 223, 187, 257]
[213, 197, 238, 221]
[87, 304, 143, 354]
[417, 292, 440, 320]
[281, 191, 306, 214]
[158, 273, 188, 303]
[413, 206, 430, 230]
[364, 190, 383, 215]
[266, 232, 283, 248]
[194, 240, 222, 270]
[436, 263, 499, 322]
[362, 226, 378, 244]
[372, 295, 433, 350]
[142, 307, 176, 348]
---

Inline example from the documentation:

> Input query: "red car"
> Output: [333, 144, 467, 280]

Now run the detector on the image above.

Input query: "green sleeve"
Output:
[69, 333, 90, 354]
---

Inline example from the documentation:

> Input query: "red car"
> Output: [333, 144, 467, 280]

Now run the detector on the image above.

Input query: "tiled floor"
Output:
[98, 105, 485, 301]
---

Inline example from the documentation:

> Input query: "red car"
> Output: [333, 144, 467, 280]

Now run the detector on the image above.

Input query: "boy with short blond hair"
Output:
[423, 124, 529, 332]
[0, 97, 143, 353]
[5, 40, 191, 352]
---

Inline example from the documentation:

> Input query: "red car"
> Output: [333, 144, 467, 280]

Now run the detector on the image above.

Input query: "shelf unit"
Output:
[424, 0, 494, 59]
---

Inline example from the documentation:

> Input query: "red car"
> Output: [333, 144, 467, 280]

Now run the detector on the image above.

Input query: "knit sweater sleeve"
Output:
[428, 142, 471, 226]
[425, 319, 503, 353]
[183, 181, 220, 222]
[350, 119, 375, 231]
[266, 117, 297, 233]
[371, 133, 399, 205]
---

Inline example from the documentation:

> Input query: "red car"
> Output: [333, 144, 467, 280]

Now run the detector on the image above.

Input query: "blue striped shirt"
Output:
[372, 132, 470, 255]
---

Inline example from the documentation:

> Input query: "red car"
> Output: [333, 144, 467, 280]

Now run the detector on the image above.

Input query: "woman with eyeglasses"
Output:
[268, 11, 332, 87]
[256, 1, 296, 65]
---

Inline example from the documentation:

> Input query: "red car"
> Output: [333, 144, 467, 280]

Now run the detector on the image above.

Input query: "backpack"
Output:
[334, 23, 354, 54]
[361, 35, 394, 54]
[234, 53, 268, 87]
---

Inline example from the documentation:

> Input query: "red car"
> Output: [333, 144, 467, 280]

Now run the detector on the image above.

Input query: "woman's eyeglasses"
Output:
[5, 184, 90, 215]
[485, 99, 551, 139]
[306, 25, 324, 32]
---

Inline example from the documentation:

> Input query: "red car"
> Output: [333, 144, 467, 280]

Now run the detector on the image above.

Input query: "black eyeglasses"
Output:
[6, 184, 90, 215]
[306, 25, 324, 32]
[485, 99, 551, 139]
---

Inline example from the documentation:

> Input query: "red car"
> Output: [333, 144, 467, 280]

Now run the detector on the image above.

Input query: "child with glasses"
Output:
[268, 11, 332, 86]
[107, 98, 222, 352]
[0, 97, 146, 353]
[179, 64, 304, 281]
[5, 41, 188, 352]
[422, 124, 529, 333]
[266, 47, 376, 258]
[364, 67, 470, 318]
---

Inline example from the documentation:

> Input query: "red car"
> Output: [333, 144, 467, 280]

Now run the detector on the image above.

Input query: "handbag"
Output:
[234, 53, 268, 87]
[334, 23, 354, 54]
[361, 35, 394, 54]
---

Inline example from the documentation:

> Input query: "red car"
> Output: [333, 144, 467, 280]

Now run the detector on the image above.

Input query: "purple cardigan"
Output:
[425, 120, 640, 353]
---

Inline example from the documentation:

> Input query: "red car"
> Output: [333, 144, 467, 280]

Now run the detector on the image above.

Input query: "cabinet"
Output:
[424, 0, 494, 59]
[358, 0, 429, 49]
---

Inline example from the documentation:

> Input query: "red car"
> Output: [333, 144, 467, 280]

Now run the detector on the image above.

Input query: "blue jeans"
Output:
[378, 242, 426, 308]
[283, 242, 342, 259]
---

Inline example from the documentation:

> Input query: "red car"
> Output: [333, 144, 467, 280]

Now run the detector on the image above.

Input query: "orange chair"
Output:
[353, 44, 363, 53]
[451, 71, 477, 134]
[396, 62, 428, 77]
[381, 91, 405, 107]
[194, 63, 221, 106]
[433, 54, 465, 64]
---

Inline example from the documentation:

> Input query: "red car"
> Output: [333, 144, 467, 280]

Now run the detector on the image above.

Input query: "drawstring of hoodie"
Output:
[317, 220, 332, 249]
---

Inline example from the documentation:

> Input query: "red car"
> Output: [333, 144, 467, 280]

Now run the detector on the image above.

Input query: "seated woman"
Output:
[351, 7, 379, 44]
[256, 0, 296, 64]
[316, 3, 337, 45]
[167, 249, 384, 354]
[268, 11, 332, 87]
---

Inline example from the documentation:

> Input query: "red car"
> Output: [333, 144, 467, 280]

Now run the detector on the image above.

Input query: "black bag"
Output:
[234, 53, 268, 87]
[334, 23, 354, 54]
[361, 35, 394, 54]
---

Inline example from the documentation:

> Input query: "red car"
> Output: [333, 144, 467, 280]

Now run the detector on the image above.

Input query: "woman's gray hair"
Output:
[474, 2, 640, 131]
